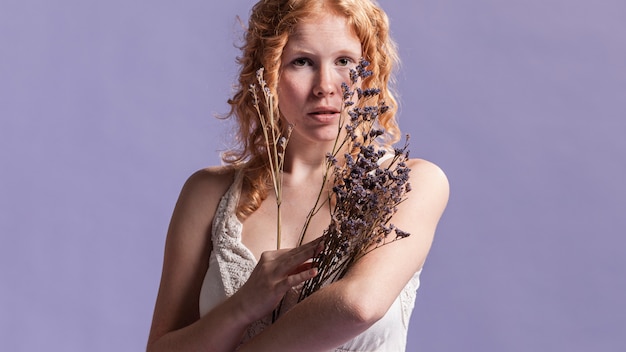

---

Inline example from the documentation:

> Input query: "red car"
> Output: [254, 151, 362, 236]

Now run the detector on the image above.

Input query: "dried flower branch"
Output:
[249, 68, 292, 250]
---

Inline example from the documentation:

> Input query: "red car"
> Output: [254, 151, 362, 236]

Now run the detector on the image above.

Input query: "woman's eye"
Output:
[336, 58, 352, 66]
[293, 58, 311, 66]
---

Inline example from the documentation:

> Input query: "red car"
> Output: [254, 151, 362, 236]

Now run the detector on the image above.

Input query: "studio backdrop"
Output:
[1, 0, 624, 351]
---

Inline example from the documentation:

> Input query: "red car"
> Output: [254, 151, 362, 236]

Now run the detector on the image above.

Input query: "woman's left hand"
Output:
[231, 238, 324, 322]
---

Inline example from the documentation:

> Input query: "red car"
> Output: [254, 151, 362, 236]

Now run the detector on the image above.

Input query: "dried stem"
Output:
[250, 68, 292, 250]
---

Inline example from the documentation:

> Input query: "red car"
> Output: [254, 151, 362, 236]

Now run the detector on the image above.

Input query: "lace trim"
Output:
[211, 170, 271, 343]
[400, 270, 421, 327]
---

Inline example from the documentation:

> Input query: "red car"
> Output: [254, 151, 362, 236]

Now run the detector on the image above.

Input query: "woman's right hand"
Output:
[233, 238, 324, 322]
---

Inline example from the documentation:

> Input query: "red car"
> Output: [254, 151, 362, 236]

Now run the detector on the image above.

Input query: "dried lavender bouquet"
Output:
[298, 60, 412, 301]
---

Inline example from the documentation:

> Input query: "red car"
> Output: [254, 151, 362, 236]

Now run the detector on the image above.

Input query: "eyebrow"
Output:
[283, 46, 361, 58]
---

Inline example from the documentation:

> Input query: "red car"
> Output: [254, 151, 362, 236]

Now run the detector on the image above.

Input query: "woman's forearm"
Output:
[238, 280, 384, 352]
[147, 293, 251, 352]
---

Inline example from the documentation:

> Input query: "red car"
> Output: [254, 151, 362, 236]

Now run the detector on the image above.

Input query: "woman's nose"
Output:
[313, 66, 337, 97]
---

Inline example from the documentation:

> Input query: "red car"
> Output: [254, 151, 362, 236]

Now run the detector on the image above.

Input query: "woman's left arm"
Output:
[238, 159, 450, 351]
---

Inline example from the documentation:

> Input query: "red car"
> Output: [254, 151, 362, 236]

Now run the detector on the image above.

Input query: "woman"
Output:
[147, 0, 449, 351]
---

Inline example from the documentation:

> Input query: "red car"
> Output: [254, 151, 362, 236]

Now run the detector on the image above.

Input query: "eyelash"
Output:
[293, 58, 312, 66]
[336, 57, 352, 66]
[291, 57, 354, 67]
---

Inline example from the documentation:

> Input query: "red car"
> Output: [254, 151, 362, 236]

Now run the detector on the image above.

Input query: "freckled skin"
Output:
[278, 13, 362, 148]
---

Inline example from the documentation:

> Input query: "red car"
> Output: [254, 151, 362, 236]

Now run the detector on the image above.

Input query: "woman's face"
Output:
[278, 12, 362, 146]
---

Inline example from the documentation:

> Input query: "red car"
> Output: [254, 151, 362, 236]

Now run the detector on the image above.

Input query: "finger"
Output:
[282, 267, 319, 290]
[265, 237, 322, 259]
[293, 237, 324, 258]
[287, 261, 317, 276]
[285, 238, 324, 264]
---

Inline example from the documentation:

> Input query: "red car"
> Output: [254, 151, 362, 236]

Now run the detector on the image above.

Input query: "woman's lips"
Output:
[308, 111, 340, 122]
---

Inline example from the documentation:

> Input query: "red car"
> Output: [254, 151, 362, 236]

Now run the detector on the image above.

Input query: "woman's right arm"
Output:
[146, 167, 321, 352]
[147, 167, 247, 352]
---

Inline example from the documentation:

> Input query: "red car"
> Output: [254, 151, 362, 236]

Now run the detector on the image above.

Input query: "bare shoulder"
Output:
[405, 158, 449, 195]
[180, 165, 237, 200]
[401, 158, 449, 228]
[379, 156, 449, 217]
[167, 163, 238, 257]
[166, 166, 235, 274]
[165, 164, 238, 261]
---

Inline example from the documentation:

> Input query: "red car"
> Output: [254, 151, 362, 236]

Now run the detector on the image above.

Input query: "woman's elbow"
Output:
[335, 284, 390, 326]
[349, 299, 388, 325]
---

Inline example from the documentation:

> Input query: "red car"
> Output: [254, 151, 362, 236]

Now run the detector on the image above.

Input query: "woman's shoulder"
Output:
[379, 154, 448, 195]
[405, 158, 450, 203]
[175, 165, 239, 212]
[382, 155, 447, 185]
[406, 158, 447, 180]
[377, 155, 449, 215]
[184, 165, 237, 192]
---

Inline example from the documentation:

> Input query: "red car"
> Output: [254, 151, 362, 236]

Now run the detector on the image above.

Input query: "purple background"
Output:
[1, 0, 625, 351]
